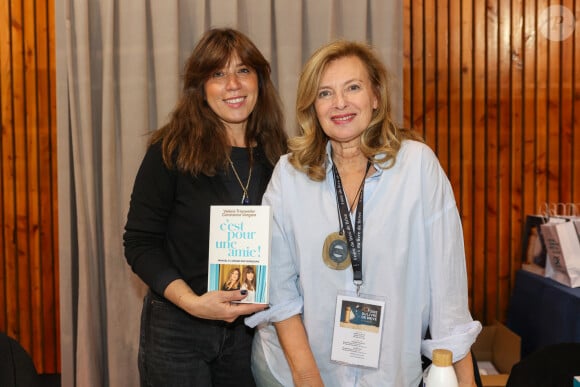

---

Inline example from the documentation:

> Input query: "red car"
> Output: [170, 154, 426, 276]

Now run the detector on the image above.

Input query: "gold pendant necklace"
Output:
[228, 157, 252, 205]
[322, 231, 351, 269]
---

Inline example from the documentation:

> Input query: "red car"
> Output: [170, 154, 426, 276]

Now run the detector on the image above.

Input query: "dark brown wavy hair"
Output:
[149, 28, 287, 175]
[242, 266, 256, 291]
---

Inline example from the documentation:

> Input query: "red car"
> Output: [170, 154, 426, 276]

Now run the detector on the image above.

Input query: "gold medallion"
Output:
[322, 232, 351, 270]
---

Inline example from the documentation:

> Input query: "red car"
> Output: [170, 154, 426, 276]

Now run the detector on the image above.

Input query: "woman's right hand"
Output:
[164, 279, 267, 322]
[181, 289, 268, 322]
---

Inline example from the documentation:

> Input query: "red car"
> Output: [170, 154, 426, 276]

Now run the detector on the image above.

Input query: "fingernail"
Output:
[240, 289, 247, 295]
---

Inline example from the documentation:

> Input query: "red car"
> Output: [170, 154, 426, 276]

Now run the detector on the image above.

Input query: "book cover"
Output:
[207, 205, 272, 304]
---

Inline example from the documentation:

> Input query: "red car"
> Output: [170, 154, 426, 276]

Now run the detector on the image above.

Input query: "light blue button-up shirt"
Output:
[247, 140, 481, 386]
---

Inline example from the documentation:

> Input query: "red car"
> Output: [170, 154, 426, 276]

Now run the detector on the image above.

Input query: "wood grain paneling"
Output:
[460, 0, 475, 307]
[404, 0, 580, 324]
[0, 0, 59, 374]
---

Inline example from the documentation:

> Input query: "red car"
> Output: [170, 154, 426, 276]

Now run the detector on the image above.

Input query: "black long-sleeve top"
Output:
[123, 141, 273, 296]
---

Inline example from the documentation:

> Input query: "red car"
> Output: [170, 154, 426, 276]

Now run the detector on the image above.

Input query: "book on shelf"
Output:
[207, 205, 272, 304]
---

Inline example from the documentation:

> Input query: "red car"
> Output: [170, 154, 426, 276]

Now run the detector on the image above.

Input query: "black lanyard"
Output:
[332, 161, 370, 295]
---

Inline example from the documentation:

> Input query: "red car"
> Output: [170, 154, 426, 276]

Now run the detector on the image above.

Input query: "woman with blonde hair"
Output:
[222, 267, 241, 291]
[247, 40, 480, 387]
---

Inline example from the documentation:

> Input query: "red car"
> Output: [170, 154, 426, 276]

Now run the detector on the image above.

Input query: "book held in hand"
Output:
[207, 205, 272, 304]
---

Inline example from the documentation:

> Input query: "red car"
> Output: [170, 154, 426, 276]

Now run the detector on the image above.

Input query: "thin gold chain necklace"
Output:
[228, 155, 252, 205]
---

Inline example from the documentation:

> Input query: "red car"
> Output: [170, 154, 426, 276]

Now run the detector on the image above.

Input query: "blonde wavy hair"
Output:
[289, 40, 422, 181]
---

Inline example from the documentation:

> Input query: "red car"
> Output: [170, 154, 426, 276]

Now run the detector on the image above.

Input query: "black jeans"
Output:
[138, 290, 256, 387]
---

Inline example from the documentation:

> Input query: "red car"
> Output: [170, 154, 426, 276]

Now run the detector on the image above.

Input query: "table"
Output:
[507, 269, 580, 357]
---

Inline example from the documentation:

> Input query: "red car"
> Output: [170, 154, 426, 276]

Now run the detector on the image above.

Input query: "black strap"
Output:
[332, 161, 370, 288]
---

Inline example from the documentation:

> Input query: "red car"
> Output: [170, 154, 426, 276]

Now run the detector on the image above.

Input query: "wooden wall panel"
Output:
[560, 0, 576, 203]
[0, 0, 59, 374]
[510, 0, 525, 320]
[576, 2, 580, 203]
[448, 1, 461, 196]
[404, 0, 580, 325]
[472, 0, 487, 323]
[522, 2, 538, 223]
[460, 0, 475, 307]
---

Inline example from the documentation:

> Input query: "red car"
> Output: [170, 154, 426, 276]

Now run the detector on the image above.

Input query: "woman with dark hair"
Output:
[240, 266, 256, 303]
[124, 28, 287, 386]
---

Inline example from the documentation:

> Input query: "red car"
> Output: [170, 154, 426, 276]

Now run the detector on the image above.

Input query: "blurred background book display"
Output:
[521, 203, 580, 287]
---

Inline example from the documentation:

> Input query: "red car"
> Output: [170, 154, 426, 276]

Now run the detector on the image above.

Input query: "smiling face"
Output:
[204, 54, 259, 133]
[314, 56, 378, 147]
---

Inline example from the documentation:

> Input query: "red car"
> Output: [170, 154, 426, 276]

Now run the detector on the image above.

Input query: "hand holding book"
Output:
[163, 278, 268, 323]
[207, 205, 272, 304]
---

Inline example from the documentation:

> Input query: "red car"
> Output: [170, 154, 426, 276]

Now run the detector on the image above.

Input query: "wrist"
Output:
[177, 291, 198, 314]
[292, 369, 323, 387]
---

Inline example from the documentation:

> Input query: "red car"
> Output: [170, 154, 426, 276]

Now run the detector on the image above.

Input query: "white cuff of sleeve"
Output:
[245, 298, 303, 327]
[421, 321, 483, 362]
